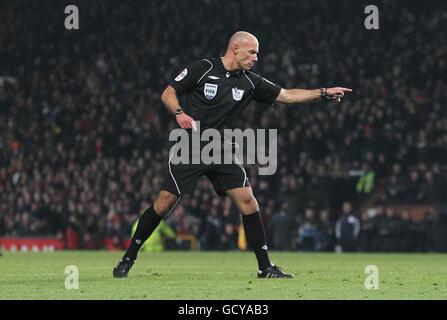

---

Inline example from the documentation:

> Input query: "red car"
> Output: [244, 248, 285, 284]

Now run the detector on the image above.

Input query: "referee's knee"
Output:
[240, 195, 259, 215]
[154, 191, 178, 216]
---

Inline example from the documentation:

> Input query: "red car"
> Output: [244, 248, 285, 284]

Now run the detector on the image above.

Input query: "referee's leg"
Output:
[127, 190, 179, 259]
[154, 190, 180, 216]
[225, 187, 271, 269]
[113, 190, 179, 278]
[226, 187, 294, 278]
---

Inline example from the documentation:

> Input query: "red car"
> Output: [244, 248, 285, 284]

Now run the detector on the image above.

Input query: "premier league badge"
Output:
[232, 87, 244, 101]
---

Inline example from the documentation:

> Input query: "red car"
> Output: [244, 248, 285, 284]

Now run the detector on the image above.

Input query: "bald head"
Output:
[222, 31, 259, 71]
[227, 31, 259, 52]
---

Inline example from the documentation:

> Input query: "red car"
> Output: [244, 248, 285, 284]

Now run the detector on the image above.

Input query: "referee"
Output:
[113, 31, 352, 279]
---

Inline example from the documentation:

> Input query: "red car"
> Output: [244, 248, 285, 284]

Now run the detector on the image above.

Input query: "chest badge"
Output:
[204, 83, 218, 100]
[232, 87, 244, 101]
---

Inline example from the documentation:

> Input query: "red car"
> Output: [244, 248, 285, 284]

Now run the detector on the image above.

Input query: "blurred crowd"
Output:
[267, 201, 444, 253]
[1, 0, 447, 252]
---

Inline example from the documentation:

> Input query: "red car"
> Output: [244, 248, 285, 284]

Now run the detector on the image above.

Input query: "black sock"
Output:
[242, 212, 272, 271]
[123, 206, 162, 261]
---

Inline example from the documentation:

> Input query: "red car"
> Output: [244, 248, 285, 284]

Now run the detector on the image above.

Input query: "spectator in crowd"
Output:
[317, 209, 335, 252]
[417, 210, 436, 252]
[335, 202, 360, 252]
[399, 209, 417, 252]
[297, 208, 320, 252]
[358, 210, 375, 252]
[201, 208, 222, 251]
[268, 203, 294, 251]
[376, 207, 402, 252]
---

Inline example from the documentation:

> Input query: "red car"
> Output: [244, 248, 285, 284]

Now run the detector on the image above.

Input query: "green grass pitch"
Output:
[1, 251, 446, 299]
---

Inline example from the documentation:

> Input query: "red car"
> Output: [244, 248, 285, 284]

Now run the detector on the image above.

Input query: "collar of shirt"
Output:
[217, 57, 244, 77]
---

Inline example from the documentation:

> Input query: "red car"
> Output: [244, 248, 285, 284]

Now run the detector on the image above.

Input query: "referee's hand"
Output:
[326, 87, 353, 102]
[176, 113, 197, 131]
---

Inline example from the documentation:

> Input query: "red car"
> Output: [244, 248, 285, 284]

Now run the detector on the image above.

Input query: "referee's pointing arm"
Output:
[276, 87, 352, 104]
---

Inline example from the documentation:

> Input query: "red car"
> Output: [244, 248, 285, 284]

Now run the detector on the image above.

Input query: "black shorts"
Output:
[161, 162, 250, 196]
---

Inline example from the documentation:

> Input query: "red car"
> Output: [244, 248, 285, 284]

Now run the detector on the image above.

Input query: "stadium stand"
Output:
[1, 0, 446, 252]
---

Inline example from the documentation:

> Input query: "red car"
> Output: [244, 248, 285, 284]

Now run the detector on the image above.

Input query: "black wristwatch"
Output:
[174, 107, 184, 116]
[320, 87, 327, 98]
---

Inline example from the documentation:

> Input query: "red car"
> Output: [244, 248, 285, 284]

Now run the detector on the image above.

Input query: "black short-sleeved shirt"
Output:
[169, 57, 282, 131]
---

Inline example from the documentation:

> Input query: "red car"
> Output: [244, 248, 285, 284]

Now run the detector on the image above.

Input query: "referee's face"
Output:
[235, 39, 259, 70]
